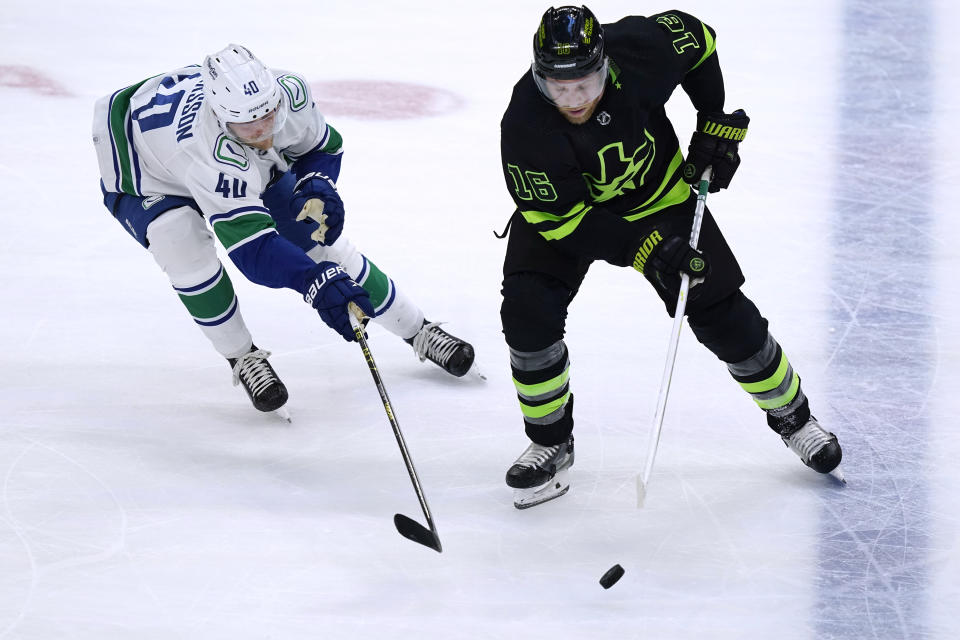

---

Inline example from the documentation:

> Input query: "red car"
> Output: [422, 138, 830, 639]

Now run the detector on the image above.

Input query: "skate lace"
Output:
[231, 348, 277, 397]
[515, 442, 561, 469]
[411, 322, 459, 366]
[786, 420, 833, 462]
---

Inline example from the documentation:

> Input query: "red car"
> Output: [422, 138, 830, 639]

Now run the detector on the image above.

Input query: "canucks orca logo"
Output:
[582, 133, 656, 203]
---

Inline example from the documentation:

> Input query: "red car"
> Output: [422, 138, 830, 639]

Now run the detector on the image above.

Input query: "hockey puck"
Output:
[599, 564, 625, 589]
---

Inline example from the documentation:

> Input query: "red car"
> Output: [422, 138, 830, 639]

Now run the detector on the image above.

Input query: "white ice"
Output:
[2, 1, 959, 638]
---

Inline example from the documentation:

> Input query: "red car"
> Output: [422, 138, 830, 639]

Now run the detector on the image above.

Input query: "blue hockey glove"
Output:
[303, 262, 374, 341]
[291, 172, 345, 246]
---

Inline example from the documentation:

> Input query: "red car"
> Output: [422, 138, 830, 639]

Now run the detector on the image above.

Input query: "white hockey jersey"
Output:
[92, 65, 343, 293]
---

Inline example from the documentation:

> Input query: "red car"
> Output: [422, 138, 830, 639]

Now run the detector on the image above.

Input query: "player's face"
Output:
[533, 58, 608, 125]
[555, 90, 604, 124]
[227, 107, 279, 148]
[543, 73, 605, 110]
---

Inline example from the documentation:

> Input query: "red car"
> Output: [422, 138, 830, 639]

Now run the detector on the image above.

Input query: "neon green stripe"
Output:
[212, 213, 276, 249]
[519, 392, 570, 419]
[520, 202, 590, 224]
[608, 60, 619, 85]
[690, 25, 717, 72]
[540, 209, 590, 241]
[739, 353, 789, 394]
[623, 147, 683, 208]
[754, 375, 800, 410]
[513, 367, 570, 398]
[623, 179, 690, 222]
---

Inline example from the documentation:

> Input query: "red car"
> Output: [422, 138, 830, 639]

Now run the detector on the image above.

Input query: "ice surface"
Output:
[1, 1, 958, 638]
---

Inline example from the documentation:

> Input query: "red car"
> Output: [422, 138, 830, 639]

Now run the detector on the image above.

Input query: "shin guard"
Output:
[147, 207, 252, 358]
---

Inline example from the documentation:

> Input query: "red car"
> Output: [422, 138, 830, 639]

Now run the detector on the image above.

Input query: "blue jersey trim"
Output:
[195, 297, 239, 327]
[227, 232, 317, 293]
[208, 205, 271, 225]
[175, 264, 223, 294]
[126, 112, 143, 195]
[107, 88, 124, 193]
[291, 147, 343, 183]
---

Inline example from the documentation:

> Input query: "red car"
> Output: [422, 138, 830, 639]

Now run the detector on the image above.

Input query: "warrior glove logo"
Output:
[701, 119, 748, 141]
[632, 230, 664, 273]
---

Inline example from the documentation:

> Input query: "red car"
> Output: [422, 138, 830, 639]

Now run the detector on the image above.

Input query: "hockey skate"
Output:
[228, 345, 290, 420]
[505, 435, 575, 509]
[782, 417, 845, 482]
[406, 320, 476, 377]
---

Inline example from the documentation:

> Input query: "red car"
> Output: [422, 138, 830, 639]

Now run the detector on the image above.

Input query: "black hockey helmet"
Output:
[532, 6, 605, 80]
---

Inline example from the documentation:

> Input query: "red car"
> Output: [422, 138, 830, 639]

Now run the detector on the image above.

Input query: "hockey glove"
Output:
[631, 231, 709, 284]
[291, 172, 345, 246]
[303, 261, 374, 341]
[682, 109, 750, 193]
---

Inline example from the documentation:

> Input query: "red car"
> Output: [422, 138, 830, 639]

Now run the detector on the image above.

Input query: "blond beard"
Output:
[557, 94, 603, 125]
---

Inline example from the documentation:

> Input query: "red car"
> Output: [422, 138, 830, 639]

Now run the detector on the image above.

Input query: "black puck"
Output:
[599, 564, 625, 589]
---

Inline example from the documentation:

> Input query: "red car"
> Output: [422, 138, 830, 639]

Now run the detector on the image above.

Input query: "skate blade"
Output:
[513, 468, 570, 509]
[829, 465, 846, 484]
[469, 363, 487, 382]
[272, 406, 292, 423]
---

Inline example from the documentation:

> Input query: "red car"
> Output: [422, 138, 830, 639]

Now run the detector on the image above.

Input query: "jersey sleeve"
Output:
[273, 71, 345, 182]
[649, 10, 725, 112]
[185, 160, 317, 294]
[500, 124, 643, 266]
[289, 121, 344, 183]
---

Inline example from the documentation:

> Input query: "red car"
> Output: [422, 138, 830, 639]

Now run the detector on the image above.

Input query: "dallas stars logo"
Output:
[581, 133, 656, 202]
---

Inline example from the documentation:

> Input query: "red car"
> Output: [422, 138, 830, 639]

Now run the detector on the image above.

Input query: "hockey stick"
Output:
[348, 303, 443, 552]
[637, 167, 713, 507]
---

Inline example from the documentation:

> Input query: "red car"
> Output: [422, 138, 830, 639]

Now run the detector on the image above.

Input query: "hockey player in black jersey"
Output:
[499, 6, 843, 509]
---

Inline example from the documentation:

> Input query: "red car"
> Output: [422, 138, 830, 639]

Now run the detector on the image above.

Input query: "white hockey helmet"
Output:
[201, 44, 287, 142]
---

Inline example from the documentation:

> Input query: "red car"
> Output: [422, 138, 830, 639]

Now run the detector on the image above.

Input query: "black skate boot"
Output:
[768, 397, 844, 481]
[228, 345, 289, 413]
[781, 417, 843, 477]
[505, 435, 574, 509]
[405, 320, 475, 377]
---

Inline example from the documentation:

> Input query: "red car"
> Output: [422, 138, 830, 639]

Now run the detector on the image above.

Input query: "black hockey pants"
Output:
[500, 201, 810, 446]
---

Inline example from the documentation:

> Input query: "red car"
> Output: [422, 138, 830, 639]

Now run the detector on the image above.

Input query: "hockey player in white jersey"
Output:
[92, 44, 475, 415]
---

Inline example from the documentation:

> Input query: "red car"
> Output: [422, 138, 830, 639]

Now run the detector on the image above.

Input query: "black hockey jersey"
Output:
[500, 10, 726, 267]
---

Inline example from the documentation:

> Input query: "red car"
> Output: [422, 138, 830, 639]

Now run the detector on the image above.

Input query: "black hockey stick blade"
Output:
[394, 513, 442, 553]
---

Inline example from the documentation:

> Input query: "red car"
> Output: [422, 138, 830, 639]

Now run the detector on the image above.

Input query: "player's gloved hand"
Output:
[292, 172, 345, 246]
[303, 261, 374, 341]
[682, 109, 749, 193]
[631, 231, 709, 284]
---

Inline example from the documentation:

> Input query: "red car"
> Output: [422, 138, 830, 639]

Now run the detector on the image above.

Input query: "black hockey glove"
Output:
[303, 262, 374, 341]
[631, 230, 709, 282]
[682, 109, 749, 193]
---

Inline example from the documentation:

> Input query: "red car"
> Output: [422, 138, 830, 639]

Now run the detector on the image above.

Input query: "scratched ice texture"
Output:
[1, 1, 958, 638]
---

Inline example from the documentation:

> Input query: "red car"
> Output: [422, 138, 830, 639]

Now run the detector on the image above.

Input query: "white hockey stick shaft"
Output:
[637, 167, 712, 507]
